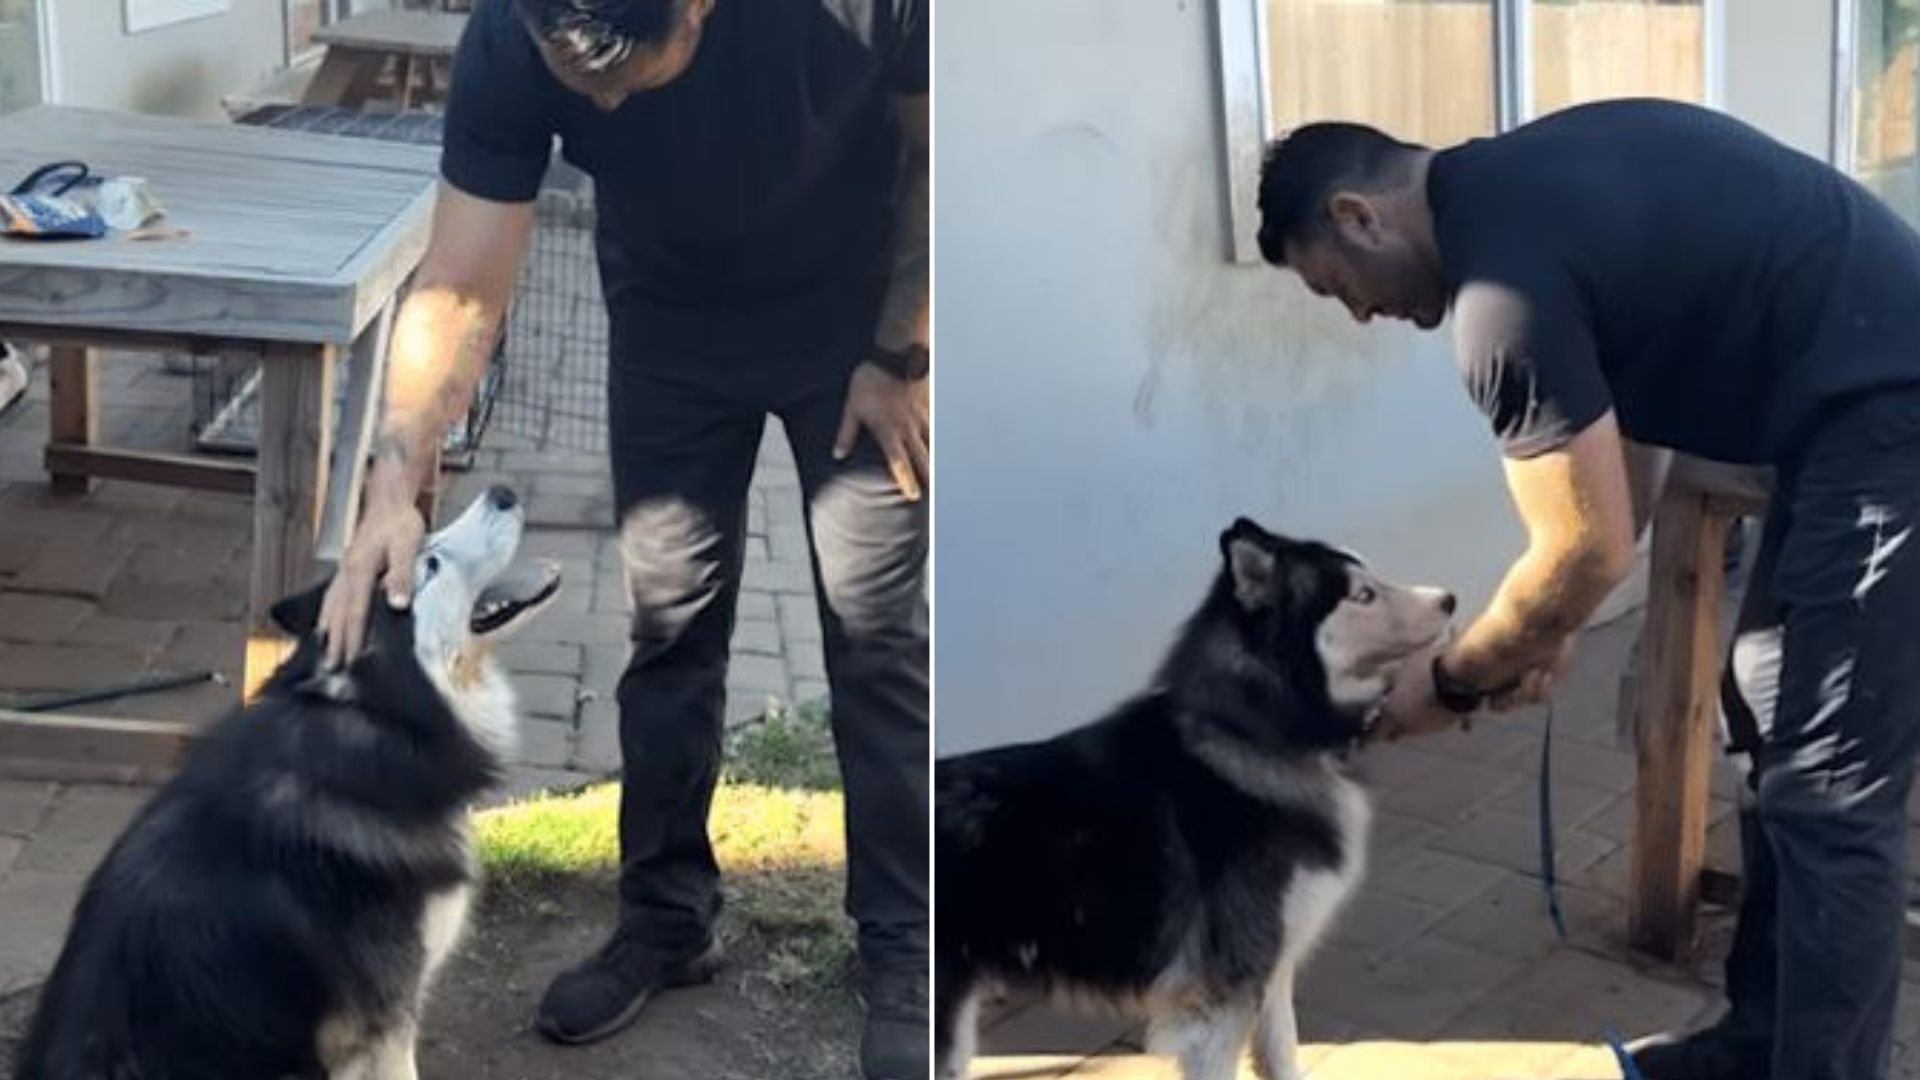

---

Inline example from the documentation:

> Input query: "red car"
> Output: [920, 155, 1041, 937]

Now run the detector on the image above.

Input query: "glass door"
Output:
[0, 0, 43, 114]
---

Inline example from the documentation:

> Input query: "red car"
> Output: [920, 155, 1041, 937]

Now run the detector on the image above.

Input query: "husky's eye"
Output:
[424, 554, 441, 576]
[1351, 585, 1377, 604]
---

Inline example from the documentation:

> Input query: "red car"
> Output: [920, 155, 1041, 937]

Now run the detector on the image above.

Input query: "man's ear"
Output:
[1220, 519, 1277, 611]
[269, 579, 331, 638]
[1328, 192, 1380, 246]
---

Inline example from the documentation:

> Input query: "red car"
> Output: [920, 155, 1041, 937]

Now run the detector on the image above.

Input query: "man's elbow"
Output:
[1582, 531, 1638, 597]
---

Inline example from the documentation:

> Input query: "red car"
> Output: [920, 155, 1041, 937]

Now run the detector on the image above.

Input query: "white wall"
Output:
[935, 1, 1523, 754]
[933, 0, 1839, 756]
[45, 0, 286, 119]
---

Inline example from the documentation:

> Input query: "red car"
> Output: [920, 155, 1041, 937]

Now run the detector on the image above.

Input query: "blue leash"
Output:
[1538, 703, 1648, 1080]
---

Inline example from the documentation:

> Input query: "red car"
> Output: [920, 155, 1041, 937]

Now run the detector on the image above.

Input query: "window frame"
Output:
[1217, 0, 1726, 262]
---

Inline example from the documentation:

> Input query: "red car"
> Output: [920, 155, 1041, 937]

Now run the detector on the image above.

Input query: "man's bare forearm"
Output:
[368, 286, 505, 501]
[873, 118, 929, 352]
[1446, 542, 1627, 688]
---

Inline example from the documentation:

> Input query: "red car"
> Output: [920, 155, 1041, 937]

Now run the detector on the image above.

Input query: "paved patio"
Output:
[0, 345, 829, 997]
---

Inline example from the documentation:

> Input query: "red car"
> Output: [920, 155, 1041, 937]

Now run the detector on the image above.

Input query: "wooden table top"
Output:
[312, 9, 468, 58]
[0, 106, 439, 346]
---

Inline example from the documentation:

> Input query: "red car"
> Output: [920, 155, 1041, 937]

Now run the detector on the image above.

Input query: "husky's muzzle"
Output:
[416, 486, 562, 640]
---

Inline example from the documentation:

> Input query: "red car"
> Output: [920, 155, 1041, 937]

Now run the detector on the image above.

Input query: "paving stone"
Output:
[1368, 749, 1522, 827]
[0, 592, 93, 643]
[1324, 888, 1452, 959]
[743, 554, 816, 596]
[64, 614, 178, 652]
[1506, 736, 1639, 796]
[499, 449, 610, 476]
[98, 577, 247, 622]
[1298, 938, 1524, 1038]
[727, 653, 789, 697]
[0, 869, 87, 993]
[0, 531, 46, 577]
[768, 523, 810, 563]
[513, 673, 581, 720]
[571, 698, 622, 774]
[1368, 809, 1441, 860]
[1427, 874, 1627, 964]
[0, 779, 57, 837]
[731, 618, 782, 657]
[19, 785, 149, 875]
[1438, 948, 1713, 1047]
[10, 540, 132, 600]
[0, 834, 22, 877]
[978, 998, 1135, 1058]
[777, 592, 823, 643]
[736, 589, 776, 621]
[589, 565, 629, 615]
[786, 640, 826, 681]
[1367, 847, 1512, 913]
[538, 473, 610, 498]
[158, 620, 244, 676]
[521, 527, 605, 561]
[792, 678, 830, 705]
[498, 641, 581, 677]
[581, 644, 629, 693]
[0, 643, 157, 692]
[508, 716, 575, 770]
[1485, 775, 1620, 829]
[1428, 809, 1617, 880]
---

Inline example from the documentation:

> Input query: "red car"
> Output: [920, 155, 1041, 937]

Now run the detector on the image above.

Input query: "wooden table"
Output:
[305, 10, 468, 109]
[1628, 455, 1771, 959]
[0, 106, 437, 769]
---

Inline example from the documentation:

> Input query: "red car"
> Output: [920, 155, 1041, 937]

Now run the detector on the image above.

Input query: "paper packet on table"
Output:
[0, 162, 166, 239]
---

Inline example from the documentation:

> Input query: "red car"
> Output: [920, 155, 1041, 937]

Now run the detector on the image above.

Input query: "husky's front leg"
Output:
[1252, 962, 1303, 1080]
[365, 1022, 420, 1080]
[1148, 1004, 1256, 1080]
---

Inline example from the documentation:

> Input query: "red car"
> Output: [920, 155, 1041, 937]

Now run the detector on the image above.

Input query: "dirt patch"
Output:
[0, 875, 860, 1080]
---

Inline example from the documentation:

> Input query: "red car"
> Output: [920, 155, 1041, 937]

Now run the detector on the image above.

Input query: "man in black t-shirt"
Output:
[1259, 100, 1920, 1080]
[313, 2, 928, 1075]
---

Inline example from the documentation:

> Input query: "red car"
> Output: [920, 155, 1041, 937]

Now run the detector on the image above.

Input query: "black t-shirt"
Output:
[1432, 98, 1920, 464]
[441, 0, 927, 360]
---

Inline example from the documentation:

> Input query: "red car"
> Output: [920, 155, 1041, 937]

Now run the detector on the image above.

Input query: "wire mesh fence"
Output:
[491, 187, 609, 455]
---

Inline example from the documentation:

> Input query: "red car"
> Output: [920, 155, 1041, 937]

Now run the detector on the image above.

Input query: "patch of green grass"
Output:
[723, 697, 840, 791]
[473, 696, 850, 987]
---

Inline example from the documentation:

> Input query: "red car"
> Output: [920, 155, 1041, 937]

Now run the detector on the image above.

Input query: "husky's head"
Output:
[268, 486, 562, 753]
[1175, 517, 1455, 749]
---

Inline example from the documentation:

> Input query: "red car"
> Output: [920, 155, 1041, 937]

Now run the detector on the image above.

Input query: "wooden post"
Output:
[46, 345, 96, 495]
[244, 346, 337, 701]
[1629, 483, 1729, 959]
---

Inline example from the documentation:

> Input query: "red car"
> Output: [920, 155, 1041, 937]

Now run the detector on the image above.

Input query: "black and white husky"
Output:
[935, 517, 1456, 1080]
[15, 487, 561, 1080]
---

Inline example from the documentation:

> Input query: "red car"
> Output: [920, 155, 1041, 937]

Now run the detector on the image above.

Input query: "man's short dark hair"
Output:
[1256, 122, 1424, 266]
[514, 0, 680, 73]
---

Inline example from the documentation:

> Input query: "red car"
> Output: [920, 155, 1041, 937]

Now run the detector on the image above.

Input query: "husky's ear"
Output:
[1220, 519, 1277, 610]
[269, 579, 331, 637]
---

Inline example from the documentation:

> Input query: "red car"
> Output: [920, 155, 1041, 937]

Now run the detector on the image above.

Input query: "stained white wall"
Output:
[45, 0, 286, 118]
[933, 0, 1837, 755]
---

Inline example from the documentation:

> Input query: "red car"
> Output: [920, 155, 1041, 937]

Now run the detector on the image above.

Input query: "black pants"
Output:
[1718, 394, 1920, 1080]
[604, 345, 928, 960]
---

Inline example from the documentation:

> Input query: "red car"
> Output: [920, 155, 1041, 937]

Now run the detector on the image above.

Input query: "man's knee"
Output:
[619, 495, 736, 656]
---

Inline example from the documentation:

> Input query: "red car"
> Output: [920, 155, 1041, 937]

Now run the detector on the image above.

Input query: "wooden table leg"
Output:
[1629, 486, 1729, 960]
[46, 345, 96, 496]
[302, 47, 385, 107]
[316, 299, 396, 565]
[244, 345, 337, 701]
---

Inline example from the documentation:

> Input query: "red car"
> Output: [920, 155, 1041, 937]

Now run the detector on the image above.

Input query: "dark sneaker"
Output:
[1628, 1023, 1769, 1080]
[535, 928, 723, 1045]
[859, 964, 928, 1080]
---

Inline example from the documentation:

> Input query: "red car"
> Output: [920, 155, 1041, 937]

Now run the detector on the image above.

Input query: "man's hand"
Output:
[835, 361, 929, 501]
[1486, 634, 1577, 712]
[316, 490, 425, 669]
[1374, 644, 1470, 741]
